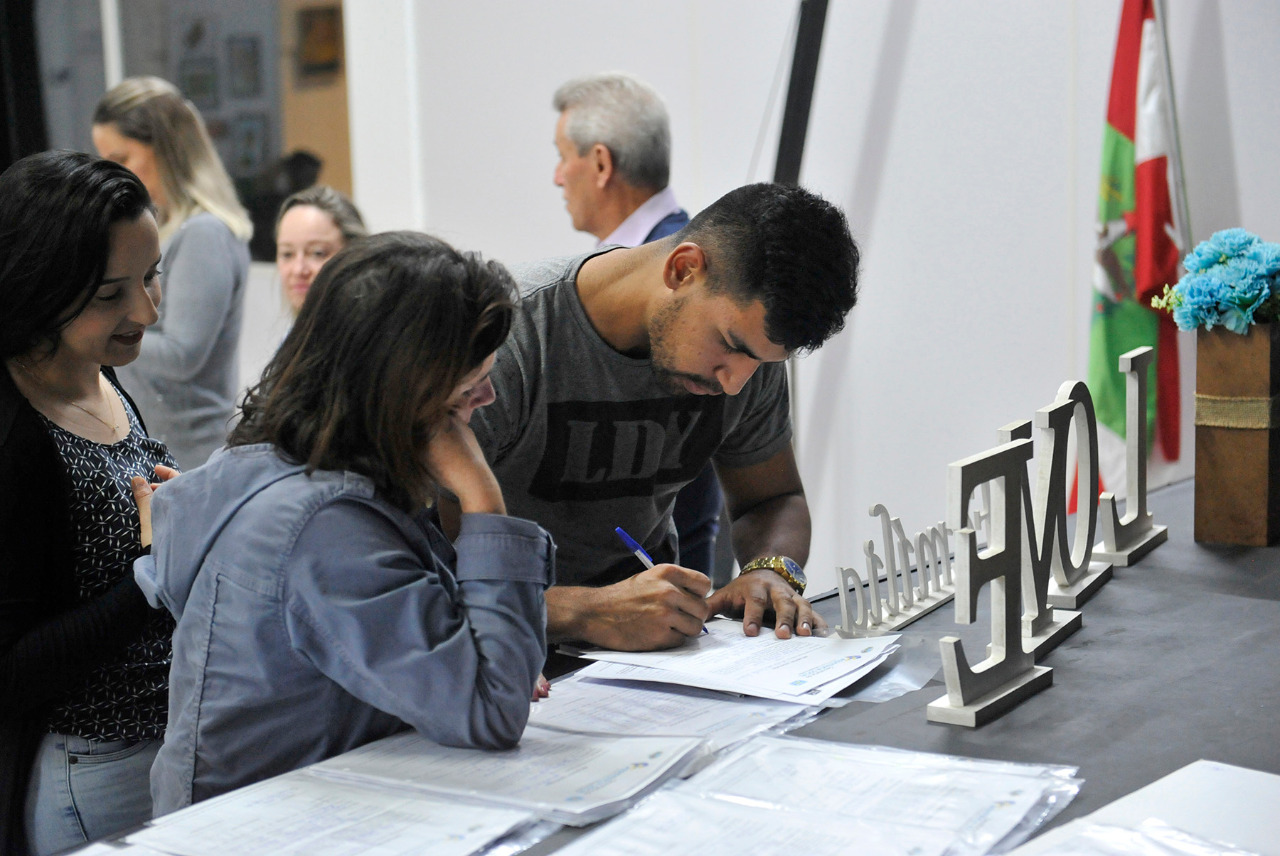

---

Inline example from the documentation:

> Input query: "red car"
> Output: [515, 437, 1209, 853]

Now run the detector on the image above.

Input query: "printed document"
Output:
[552, 788, 956, 856]
[685, 737, 1080, 854]
[310, 725, 704, 826]
[574, 619, 899, 703]
[128, 770, 532, 856]
[529, 675, 810, 751]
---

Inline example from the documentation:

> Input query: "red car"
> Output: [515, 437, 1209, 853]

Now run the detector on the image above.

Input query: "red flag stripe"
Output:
[1105, 0, 1152, 141]
[1133, 154, 1182, 459]
[1156, 316, 1180, 460]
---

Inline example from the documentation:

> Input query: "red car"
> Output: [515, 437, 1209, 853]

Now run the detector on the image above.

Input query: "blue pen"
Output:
[614, 527, 709, 635]
[614, 526, 655, 568]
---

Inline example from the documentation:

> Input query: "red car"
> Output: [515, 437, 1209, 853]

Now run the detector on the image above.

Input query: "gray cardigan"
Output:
[134, 445, 555, 815]
[117, 212, 249, 470]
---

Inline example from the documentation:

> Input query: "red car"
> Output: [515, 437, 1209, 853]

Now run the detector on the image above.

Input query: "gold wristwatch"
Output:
[740, 555, 806, 595]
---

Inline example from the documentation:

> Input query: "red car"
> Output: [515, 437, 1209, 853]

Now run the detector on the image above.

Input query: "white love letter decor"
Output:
[996, 419, 1082, 661]
[1034, 381, 1114, 609]
[1093, 346, 1169, 564]
[927, 437, 1052, 727]
[833, 509, 955, 638]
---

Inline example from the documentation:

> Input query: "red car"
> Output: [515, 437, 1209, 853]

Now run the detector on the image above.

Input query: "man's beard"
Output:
[649, 298, 723, 396]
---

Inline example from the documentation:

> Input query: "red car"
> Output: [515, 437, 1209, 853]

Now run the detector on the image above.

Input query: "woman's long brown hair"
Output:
[231, 231, 516, 510]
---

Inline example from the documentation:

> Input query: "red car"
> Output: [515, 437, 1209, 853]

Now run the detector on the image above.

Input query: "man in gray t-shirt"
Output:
[456, 182, 861, 652]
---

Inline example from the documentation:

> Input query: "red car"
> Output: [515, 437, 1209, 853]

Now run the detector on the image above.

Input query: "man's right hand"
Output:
[549, 565, 712, 651]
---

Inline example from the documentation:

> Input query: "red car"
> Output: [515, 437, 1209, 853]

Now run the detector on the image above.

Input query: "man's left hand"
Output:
[705, 569, 826, 638]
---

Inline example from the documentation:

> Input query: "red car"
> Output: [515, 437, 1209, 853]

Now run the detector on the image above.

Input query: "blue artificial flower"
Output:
[1246, 240, 1280, 277]
[1165, 228, 1278, 332]
[1228, 272, 1270, 321]
[1172, 271, 1226, 331]
[1210, 228, 1260, 258]
[1183, 228, 1259, 273]
[1224, 257, 1269, 288]
[1220, 305, 1252, 334]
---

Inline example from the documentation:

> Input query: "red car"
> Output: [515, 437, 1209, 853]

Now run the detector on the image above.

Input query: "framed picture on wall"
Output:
[179, 56, 218, 110]
[227, 35, 262, 99]
[230, 113, 267, 178]
[296, 6, 343, 81]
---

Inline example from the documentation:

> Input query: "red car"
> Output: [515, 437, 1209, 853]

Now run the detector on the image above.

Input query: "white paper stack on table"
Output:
[1008, 759, 1280, 856]
[309, 725, 704, 827]
[109, 725, 705, 855]
[555, 736, 1084, 856]
[124, 769, 537, 856]
[529, 673, 815, 752]
[570, 616, 899, 704]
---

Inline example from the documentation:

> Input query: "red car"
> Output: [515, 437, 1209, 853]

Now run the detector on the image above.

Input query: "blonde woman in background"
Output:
[92, 77, 252, 470]
[275, 185, 366, 315]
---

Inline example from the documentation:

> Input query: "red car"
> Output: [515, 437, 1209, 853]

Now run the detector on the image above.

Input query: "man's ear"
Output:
[662, 242, 707, 293]
[591, 144, 614, 189]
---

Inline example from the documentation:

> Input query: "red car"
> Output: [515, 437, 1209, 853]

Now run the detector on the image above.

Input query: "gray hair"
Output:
[553, 72, 671, 192]
[275, 185, 367, 244]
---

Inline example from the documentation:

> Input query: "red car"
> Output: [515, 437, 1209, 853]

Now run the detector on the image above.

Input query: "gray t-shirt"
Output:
[471, 249, 792, 587]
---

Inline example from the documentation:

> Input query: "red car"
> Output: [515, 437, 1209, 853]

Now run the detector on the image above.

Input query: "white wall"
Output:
[346, 0, 794, 254]
[345, 0, 1280, 594]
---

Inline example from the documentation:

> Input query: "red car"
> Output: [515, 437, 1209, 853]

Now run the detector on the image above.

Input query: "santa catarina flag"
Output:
[1087, 0, 1189, 500]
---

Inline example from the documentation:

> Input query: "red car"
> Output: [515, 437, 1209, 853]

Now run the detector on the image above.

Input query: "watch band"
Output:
[740, 555, 806, 594]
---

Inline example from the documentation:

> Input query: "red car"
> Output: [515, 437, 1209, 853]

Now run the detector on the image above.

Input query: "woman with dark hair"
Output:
[0, 151, 179, 855]
[137, 232, 555, 815]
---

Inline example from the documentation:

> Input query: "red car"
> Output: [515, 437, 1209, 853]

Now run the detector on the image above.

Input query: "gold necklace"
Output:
[14, 361, 122, 438]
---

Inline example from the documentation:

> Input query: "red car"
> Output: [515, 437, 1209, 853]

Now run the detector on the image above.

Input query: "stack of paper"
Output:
[1019, 818, 1263, 856]
[1008, 760, 1280, 856]
[309, 725, 705, 826]
[125, 770, 536, 856]
[555, 736, 1082, 856]
[529, 674, 813, 752]
[552, 788, 957, 856]
[572, 617, 899, 704]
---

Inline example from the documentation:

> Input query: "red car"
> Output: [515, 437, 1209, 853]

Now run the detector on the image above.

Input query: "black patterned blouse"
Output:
[38, 388, 178, 742]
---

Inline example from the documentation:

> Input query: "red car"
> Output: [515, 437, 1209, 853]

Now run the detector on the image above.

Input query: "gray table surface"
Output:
[533, 478, 1280, 852]
[797, 477, 1280, 827]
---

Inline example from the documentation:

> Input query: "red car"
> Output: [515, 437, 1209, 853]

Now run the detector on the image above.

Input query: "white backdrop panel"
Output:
[345, 1, 1280, 594]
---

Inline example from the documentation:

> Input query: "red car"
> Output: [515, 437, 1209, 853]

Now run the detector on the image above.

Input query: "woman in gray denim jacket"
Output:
[134, 232, 556, 816]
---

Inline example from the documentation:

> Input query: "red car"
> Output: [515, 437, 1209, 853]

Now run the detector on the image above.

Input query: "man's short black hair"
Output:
[679, 182, 860, 353]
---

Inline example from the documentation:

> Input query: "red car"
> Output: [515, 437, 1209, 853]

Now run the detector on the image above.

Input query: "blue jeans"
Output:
[24, 733, 160, 855]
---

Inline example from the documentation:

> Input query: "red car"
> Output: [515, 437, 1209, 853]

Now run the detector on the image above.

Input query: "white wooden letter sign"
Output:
[1036, 381, 1114, 609]
[1093, 346, 1168, 564]
[926, 437, 1052, 727]
[996, 418, 1082, 661]
[834, 508, 955, 638]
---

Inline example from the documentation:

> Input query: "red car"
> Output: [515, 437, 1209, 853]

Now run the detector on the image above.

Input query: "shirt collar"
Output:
[598, 186, 682, 248]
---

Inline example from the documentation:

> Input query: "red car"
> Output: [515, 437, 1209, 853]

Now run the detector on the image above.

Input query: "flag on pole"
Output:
[1085, 0, 1190, 504]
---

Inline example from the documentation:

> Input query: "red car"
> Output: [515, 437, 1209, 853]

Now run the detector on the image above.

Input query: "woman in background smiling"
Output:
[275, 185, 366, 316]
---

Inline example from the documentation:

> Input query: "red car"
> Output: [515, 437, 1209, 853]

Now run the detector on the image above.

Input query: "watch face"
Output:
[782, 557, 806, 584]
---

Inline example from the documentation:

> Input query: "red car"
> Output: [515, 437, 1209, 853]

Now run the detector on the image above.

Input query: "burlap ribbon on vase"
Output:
[1194, 392, 1280, 429]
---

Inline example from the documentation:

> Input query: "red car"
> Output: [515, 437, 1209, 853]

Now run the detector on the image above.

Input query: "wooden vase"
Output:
[1194, 322, 1280, 545]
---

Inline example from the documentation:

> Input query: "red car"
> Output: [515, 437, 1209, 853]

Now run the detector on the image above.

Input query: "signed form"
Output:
[573, 617, 899, 703]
